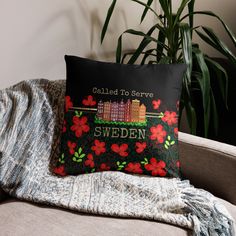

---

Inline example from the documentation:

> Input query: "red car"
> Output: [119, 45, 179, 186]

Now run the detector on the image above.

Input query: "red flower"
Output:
[63, 120, 66, 133]
[150, 124, 167, 144]
[91, 139, 106, 155]
[145, 158, 167, 176]
[176, 160, 181, 168]
[85, 154, 95, 168]
[125, 163, 143, 174]
[99, 163, 111, 171]
[67, 141, 76, 155]
[65, 96, 73, 112]
[162, 111, 177, 126]
[82, 95, 96, 106]
[135, 142, 146, 153]
[71, 116, 90, 138]
[54, 165, 66, 176]
[174, 127, 178, 136]
[152, 99, 161, 110]
[111, 143, 128, 157]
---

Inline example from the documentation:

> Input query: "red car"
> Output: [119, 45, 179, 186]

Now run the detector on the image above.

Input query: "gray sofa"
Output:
[0, 132, 235, 236]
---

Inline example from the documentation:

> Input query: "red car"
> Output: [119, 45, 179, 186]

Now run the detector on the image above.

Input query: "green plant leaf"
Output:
[156, 30, 166, 62]
[174, 0, 191, 27]
[131, 0, 163, 23]
[164, 144, 169, 149]
[78, 147, 82, 154]
[101, 0, 117, 43]
[72, 157, 77, 162]
[181, 11, 236, 47]
[116, 29, 168, 63]
[128, 24, 160, 64]
[187, 0, 195, 35]
[198, 27, 236, 64]
[205, 57, 228, 107]
[193, 47, 211, 137]
[79, 154, 86, 158]
[74, 152, 79, 158]
[77, 159, 82, 163]
[170, 141, 175, 145]
[140, 0, 154, 23]
[180, 23, 192, 84]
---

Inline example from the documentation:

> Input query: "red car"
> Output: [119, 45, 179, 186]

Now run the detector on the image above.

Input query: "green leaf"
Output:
[170, 141, 175, 145]
[193, 47, 211, 137]
[180, 23, 192, 84]
[167, 135, 171, 141]
[79, 154, 86, 158]
[74, 152, 79, 158]
[128, 24, 160, 64]
[165, 141, 170, 146]
[205, 57, 228, 107]
[141, 161, 145, 164]
[117, 28, 168, 63]
[174, 0, 191, 27]
[181, 11, 236, 47]
[78, 147, 82, 154]
[140, 0, 154, 23]
[188, 0, 195, 35]
[72, 157, 77, 162]
[144, 158, 148, 162]
[199, 27, 236, 64]
[101, 0, 117, 43]
[131, 0, 162, 23]
[117, 161, 120, 166]
[164, 144, 169, 149]
[122, 162, 126, 165]
[77, 159, 82, 163]
[156, 30, 166, 62]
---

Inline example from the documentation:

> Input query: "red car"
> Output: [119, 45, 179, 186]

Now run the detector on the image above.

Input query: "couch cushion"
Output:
[0, 199, 191, 236]
[1, 198, 235, 236]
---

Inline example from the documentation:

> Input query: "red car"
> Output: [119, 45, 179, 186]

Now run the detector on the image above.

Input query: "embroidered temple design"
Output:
[96, 99, 146, 123]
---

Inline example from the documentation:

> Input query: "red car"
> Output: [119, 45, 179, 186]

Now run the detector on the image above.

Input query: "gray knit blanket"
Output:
[0, 79, 234, 236]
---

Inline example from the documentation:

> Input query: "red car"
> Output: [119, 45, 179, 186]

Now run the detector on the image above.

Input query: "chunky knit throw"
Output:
[0, 79, 234, 236]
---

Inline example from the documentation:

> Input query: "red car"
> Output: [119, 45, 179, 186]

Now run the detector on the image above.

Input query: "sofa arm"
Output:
[179, 132, 236, 205]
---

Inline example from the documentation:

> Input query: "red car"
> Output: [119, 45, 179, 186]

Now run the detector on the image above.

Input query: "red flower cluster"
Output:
[111, 143, 128, 157]
[67, 141, 76, 155]
[71, 116, 90, 138]
[125, 163, 143, 174]
[150, 124, 167, 144]
[162, 111, 177, 126]
[54, 165, 66, 176]
[135, 142, 146, 153]
[152, 99, 161, 110]
[99, 163, 111, 171]
[145, 158, 167, 176]
[174, 127, 178, 136]
[65, 96, 73, 112]
[91, 139, 106, 155]
[82, 95, 96, 106]
[85, 154, 95, 168]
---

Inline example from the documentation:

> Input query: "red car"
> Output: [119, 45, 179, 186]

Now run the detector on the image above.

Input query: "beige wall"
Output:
[0, 0, 235, 89]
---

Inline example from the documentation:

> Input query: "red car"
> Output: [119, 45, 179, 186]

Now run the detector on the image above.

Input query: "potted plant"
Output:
[101, 0, 236, 137]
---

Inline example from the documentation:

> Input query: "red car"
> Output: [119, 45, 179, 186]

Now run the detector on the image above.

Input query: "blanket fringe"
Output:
[178, 180, 235, 236]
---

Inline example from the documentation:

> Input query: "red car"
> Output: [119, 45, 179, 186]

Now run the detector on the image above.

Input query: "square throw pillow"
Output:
[54, 55, 186, 177]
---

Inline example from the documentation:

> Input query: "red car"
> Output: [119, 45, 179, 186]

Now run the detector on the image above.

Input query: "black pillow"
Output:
[54, 55, 186, 177]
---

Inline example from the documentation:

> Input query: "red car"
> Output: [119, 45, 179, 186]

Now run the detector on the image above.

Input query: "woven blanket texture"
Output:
[0, 79, 234, 236]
